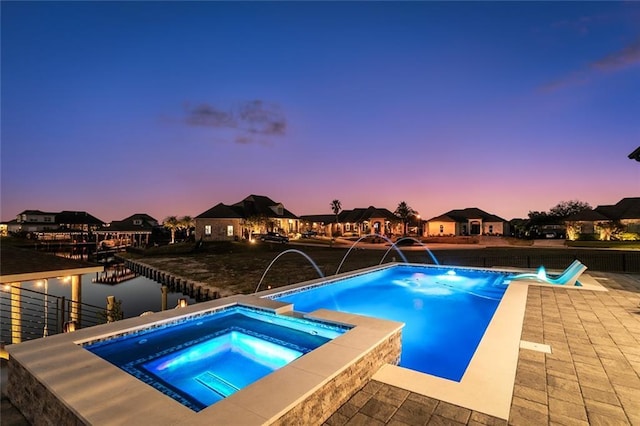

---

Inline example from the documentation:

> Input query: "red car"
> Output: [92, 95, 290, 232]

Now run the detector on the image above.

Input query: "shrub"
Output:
[615, 232, 640, 241]
[576, 233, 598, 241]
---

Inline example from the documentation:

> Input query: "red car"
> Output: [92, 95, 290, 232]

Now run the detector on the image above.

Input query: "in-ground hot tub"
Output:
[83, 305, 350, 412]
[6, 295, 403, 425]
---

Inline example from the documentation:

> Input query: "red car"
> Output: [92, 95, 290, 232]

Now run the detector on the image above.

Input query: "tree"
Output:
[163, 216, 180, 244]
[179, 216, 194, 238]
[244, 214, 268, 240]
[330, 199, 342, 237]
[549, 200, 592, 219]
[395, 201, 417, 236]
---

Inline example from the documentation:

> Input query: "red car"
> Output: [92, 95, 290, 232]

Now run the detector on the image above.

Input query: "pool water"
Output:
[83, 306, 349, 411]
[272, 265, 509, 382]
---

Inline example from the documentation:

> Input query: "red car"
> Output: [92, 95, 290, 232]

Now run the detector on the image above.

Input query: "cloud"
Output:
[184, 100, 287, 145]
[185, 104, 236, 128]
[590, 38, 640, 71]
[540, 37, 640, 92]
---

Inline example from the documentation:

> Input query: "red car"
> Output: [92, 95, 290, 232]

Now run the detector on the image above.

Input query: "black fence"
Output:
[0, 285, 108, 344]
[432, 251, 640, 273]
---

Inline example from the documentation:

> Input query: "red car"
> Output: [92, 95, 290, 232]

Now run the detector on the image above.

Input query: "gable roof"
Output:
[119, 213, 158, 223]
[427, 208, 507, 223]
[196, 194, 299, 220]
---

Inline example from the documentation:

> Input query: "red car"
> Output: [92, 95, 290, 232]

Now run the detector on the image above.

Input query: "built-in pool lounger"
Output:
[508, 259, 587, 286]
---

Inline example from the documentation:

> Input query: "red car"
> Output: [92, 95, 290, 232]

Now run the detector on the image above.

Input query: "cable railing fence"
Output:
[0, 285, 111, 344]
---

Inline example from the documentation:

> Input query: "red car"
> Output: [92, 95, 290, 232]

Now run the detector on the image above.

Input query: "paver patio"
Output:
[326, 272, 640, 426]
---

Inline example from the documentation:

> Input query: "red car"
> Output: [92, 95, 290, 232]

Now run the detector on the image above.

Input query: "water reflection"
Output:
[20, 274, 198, 318]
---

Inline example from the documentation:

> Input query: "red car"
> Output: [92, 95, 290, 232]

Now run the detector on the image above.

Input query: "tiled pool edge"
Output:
[6, 296, 403, 426]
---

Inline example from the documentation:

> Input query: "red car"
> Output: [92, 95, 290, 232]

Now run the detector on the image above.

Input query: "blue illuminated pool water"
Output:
[84, 306, 349, 411]
[271, 265, 509, 382]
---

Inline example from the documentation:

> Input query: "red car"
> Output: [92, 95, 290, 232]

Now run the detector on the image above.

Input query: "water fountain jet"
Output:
[379, 237, 440, 266]
[254, 249, 324, 293]
[335, 234, 408, 275]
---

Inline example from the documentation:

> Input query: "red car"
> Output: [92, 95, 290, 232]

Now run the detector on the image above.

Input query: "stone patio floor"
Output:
[324, 272, 640, 426]
[2, 272, 639, 425]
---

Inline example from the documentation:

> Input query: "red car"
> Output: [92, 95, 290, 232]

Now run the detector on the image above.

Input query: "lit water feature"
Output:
[379, 236, 440, 266]
[254, 249, 324, 293]
[335, 233, 408, 275]
[271, 264, 509, 381]
[83, 305, 349, 411]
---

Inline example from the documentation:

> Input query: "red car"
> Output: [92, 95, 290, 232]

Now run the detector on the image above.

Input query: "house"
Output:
[12, 210, 105, 240]
[426, 208, 509, 237]
[15, 210, 58, 232]
[565, 197, 640, 240]
[94, 213, 159, 248]
[195, 195, 300, 241]
[300, 206, 403, 237]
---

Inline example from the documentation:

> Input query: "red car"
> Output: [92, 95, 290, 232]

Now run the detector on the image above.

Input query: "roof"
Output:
[195, 203, 244, 219]
[628, 146, 640, 162]
[301, 207, 399, 224]
[565, 209, 610, 222]
[196, 194, 299, 220]
[299, 214, 336, 224]
[119, 213, 158, 223]
[95, 213, 158, 233]
[340, 206, 399, 222]
[595, 197, 640, 220]
[17, 210, 58, 217]
[427, 208, 507, 223]
[56, 211, 104, 225]
[0, 245, 103, 283]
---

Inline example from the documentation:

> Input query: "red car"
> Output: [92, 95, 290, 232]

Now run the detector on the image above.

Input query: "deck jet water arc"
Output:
[255, 249, 324, 293]
[379, 237, 440, 266]
[335, 234, 409, 275]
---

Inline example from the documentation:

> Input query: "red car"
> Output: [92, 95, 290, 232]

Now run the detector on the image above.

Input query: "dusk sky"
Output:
[2, 1, 639, 224]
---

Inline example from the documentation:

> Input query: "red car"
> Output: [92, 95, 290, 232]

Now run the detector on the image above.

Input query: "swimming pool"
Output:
[271, 264, 509, 382]
[83, 305, 350, 411]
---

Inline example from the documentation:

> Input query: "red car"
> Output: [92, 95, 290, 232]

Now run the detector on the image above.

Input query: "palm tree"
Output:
[179, 215, 194, 238]
[394, 201, 417, 236]
[163, 216, 180, 244]
[330, 199, 342, 237]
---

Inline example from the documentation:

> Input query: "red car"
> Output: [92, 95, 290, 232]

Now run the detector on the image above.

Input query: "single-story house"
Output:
[426, 208, 509, 237]
[300, 206, 403, 237]
[195, 194, 300, 241]
[565, 197, 640, 240]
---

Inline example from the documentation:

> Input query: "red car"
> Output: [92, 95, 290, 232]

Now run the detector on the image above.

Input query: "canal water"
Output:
[17, 273, 198, 319]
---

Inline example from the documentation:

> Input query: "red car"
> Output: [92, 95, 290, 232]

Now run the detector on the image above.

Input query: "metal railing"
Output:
[0, 285, 109, 344]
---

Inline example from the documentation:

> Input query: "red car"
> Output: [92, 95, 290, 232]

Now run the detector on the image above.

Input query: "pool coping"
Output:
[6, 294, 403, 425]
[259, 263, 607, 420]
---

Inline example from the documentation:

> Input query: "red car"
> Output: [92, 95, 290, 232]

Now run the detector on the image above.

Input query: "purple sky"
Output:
[2, 2, 639, 223]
